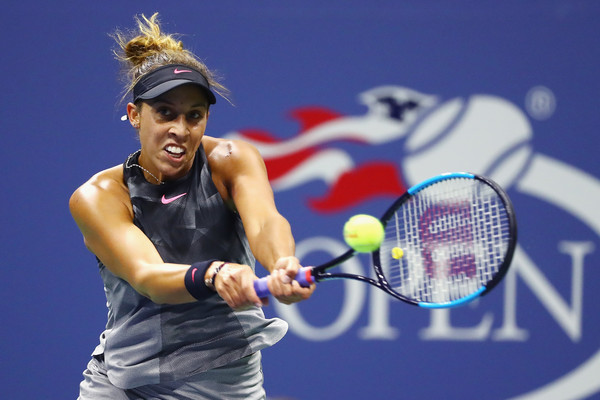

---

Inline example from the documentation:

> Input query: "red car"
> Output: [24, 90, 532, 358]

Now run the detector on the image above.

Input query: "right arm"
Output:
[69, 167, 211, 305]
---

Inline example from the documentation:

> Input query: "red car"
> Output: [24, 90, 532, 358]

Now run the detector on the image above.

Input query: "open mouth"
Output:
[165, 145, 185, 159]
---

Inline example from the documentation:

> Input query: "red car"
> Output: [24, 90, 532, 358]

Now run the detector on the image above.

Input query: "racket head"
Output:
[373, 172, 517, 308]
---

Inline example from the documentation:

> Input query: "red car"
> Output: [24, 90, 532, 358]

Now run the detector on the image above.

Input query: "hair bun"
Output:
[123, 40, 161, 66]
[113, 12, 230, 103]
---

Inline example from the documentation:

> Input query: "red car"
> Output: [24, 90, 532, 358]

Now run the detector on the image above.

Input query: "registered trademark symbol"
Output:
[525, 86, 556, 120]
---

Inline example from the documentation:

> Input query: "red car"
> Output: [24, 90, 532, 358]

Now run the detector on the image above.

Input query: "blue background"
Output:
[2, 1, 599, 399]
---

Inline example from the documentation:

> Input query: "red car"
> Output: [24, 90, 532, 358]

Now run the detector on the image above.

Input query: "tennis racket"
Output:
[254, 172, 517, 308]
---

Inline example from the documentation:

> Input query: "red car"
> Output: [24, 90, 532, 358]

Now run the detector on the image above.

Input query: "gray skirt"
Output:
[78, 352, 265, 400]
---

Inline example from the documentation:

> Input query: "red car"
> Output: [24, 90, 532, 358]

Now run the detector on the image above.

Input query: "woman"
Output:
[71, 13, 314, 399]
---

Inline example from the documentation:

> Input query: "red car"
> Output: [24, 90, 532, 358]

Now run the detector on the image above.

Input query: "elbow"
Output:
[135, 279, 169, 305]
[146, 294, 170, 305]
[137, 285, 171, 305]
[129, 269, 165, 304]
[147, 292, 193, 306]
[133, 270, 190, 305]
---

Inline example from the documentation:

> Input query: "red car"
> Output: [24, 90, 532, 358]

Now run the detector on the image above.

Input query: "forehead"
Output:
[148, 84, 210, 108]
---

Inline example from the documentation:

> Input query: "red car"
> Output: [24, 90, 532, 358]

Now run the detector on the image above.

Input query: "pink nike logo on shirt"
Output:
[173, 68, 192, 74]
[161, 193, 187, 204]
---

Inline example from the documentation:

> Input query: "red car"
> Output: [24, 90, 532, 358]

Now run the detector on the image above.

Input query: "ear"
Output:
[127, 103, 140, 129]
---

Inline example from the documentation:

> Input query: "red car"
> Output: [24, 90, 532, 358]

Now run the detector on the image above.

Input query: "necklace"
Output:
[125, 151, 164, 185]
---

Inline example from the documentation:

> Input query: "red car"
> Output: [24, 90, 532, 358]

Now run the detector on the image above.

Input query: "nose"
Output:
[168, 115, 190, 138]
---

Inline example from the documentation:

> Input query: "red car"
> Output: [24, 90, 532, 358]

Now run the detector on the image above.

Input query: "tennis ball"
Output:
[391, 247, 404, 259]
[343, 214, 384, 253]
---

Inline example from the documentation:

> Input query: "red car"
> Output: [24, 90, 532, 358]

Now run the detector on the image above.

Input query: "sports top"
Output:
[91, 146, 287, 389]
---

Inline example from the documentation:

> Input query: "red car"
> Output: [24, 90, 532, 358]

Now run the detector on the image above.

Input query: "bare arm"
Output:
[207, 138, 315, 306]
[69, 167, 224, 305]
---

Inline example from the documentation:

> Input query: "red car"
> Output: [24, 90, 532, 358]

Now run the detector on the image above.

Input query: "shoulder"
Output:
[203, 135, 262, 165]
[202, 135, 265, 178]
[69, 165, 132, 223]
[201, 136, 269, 206]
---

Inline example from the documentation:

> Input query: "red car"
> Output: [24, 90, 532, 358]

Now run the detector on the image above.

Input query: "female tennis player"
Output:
[70, 13, 314, 399]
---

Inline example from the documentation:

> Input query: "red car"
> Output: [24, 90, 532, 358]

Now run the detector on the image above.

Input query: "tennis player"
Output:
[71, 13, 314, 399]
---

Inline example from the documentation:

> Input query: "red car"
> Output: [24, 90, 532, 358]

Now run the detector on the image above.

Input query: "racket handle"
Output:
[253, 267, 314, 298]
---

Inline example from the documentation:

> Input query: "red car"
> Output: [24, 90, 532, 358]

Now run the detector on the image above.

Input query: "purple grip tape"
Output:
[253, 267, 314, 298]
[254, 278, 270, 298]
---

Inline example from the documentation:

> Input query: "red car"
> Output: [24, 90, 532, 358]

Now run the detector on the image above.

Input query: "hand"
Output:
[267, 256, 316, 305]
[213, 263, 263, 310]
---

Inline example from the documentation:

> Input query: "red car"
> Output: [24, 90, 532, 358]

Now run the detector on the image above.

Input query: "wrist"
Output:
[204, 262, 228, 291]
[184, 259, 218, 301]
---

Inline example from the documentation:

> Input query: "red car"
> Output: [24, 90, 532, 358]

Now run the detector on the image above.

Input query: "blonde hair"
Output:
[112, 13, 229, 103]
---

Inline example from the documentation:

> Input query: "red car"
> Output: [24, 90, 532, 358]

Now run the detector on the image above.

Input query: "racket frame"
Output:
[308, 172, 518, 308]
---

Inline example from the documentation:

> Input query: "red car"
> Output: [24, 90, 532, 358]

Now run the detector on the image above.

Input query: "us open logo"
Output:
[226, 86, 600, 399]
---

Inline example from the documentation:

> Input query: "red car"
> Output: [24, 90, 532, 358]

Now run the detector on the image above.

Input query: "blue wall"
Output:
[2, 2, 599, 399]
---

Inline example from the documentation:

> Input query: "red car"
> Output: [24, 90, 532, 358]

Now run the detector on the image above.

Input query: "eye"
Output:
[187, 110, 205, 121]
[158, 107, 173, 118]
[149, 103, 176, 121]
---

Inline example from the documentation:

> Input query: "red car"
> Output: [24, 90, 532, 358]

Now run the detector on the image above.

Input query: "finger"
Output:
[269, 270, 293, 298]
[242, 275, 264, 308]
[230, 270, 264, 309]
[293, 281, 316, 300]
[267, 270, 283, 295]
[279, 267, 293, 284]
[276, 281, 315, 305]
[282, 259, 300, 278]
[217, 267, 254, 309]
[218, 289, 237, 309]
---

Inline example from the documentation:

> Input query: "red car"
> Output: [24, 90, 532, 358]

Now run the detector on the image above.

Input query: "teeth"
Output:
[166, 146, 184, 154]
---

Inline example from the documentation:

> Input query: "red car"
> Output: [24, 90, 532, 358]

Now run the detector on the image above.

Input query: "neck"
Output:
[127, 151, 164, 185]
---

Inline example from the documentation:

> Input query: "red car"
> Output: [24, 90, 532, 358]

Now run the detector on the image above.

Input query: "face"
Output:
[127, 84, 210, 183]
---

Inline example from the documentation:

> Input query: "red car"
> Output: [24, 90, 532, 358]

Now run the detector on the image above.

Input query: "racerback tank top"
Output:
[93, 146, 287, 389]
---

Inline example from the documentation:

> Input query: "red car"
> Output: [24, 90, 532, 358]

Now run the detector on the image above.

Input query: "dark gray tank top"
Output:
[94, 147, 287, 389]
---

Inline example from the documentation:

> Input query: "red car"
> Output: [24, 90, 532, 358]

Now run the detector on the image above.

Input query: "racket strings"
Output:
[379, 178, 511, 304]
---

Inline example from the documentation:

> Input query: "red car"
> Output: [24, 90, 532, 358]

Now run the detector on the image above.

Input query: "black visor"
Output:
[132, 64, 217, 104]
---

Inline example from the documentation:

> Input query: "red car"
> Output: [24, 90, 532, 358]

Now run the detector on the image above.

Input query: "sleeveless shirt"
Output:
[93, 147, 287, 389]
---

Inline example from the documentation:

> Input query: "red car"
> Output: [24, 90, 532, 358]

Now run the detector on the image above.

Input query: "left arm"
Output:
[206, 137, 315, 307]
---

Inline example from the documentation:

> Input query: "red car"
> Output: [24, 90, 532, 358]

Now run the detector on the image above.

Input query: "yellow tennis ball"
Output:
[391, 247, 404, 259]
[343, 214, 384, 253]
